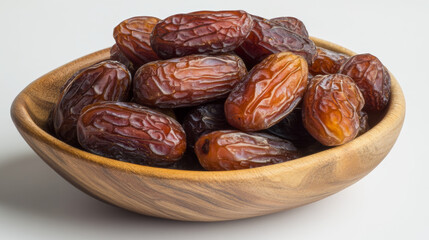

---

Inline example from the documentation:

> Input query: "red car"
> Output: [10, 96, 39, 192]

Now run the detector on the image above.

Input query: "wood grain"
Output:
[10, 38, 406, 221]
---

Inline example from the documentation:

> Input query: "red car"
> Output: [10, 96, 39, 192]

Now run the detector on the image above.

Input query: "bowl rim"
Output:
[11, 36, 406, 182]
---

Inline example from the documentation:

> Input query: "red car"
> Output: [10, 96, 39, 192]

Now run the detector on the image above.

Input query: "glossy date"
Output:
[234, 16, 316, 68]
[113, 16, 160, 68]
[77, 102, 186, 166]
[302, 74, 365, 146]
[309, 47, 349, 75]
[150, 10, 254, 59]
[133, 54, 247, 108]
[194, 130, 301, 170]
[52, 60, 131, 146]
[225, 52, 308, 131]
[270, 16, 309, 38]
[339, 53, 391, 111]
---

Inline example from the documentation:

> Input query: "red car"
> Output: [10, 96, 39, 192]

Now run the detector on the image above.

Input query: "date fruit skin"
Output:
[310, 47, 349, 75]
[195, 130, 301, 171]
[77, 102, 186, 166]
[53, 60, 131, 146]
[150, 10, 254, 59]
[182, 103, 231, 147]
[234, 16, 316, 68]
[302, 74, 365, 146]
[110, 44, 135, 74]
[225, 52, 308, 131]
[339, 53, 391, 111]
[270, 16, 309, 38]
[133, 54, 247, 108]
[113, 16, 160, 68]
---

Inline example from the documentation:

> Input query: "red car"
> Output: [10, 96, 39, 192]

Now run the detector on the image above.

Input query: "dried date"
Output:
[182, 103, 231, 147]
[150, 10, 254, 59]
[339, 53, 391, 111]
[270, 16, 309, 38]
[194, 130, 301, 170]
[133, 54, 247, 108]
[52, 60, 131, 145]
[225, 52, 308, 131]
[113, 16, 160, 68]
[302, 74, 365, 146]
[77, 101, 186, 166]
[310, 47, 349, 75]
[234, 16, 316, 68]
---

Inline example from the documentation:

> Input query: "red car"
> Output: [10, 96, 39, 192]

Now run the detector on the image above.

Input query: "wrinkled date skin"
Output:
[195, 130, 301, 170]
[270, 16, 309, 38]
[53, 60, 131, 145]
[302, 74, 365, 146]
[77, 102, 186, 166]
[110, 44, 135, 73]
[182, 103, 231, 147]
[133, 54, 247, 108]
[113, 16, 160, 68]
[150, 10, 254, 59]
[339, 53, 391, 111]
[266, 107, 316, 148]
[234, 16, 316, 68]
[225, 52, 308, 131]
[310, 47, 349, 75]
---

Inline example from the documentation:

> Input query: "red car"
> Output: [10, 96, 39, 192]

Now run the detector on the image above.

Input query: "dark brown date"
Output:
[302, 74, 365, 146]
[133, 54, 247, 108]
[110, 44, 135, 73]
[168, 150, 205, 170]
[150, 10, 254, 59]
[77, 102, 186, 166]
[113, 16, 160, 68]
[53, 60, 131, 145]
[339, 53, 391, 111]
[310, 47, 349, 75]
[234, 16, 316, 68]
[266, 107, 316, 148]
[225, 52, 308, 131]
[271, 16, 309, 38]
[195, 130, 301, 170]
[182, 103, 231, 147]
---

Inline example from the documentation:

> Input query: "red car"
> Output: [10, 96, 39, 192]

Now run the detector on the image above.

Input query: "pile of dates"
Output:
[50, 10, 391, 171]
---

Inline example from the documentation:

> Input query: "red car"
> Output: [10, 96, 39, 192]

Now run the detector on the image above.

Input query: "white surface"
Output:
[1, 0, 428, 239]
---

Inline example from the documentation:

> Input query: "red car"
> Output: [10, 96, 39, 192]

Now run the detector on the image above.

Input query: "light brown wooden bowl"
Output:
[11, 37, 405, 221]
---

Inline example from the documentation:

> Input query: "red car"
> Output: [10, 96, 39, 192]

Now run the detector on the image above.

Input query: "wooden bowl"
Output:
[11, 37, 405, 221]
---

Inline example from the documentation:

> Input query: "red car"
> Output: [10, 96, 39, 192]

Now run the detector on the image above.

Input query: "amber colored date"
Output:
[270, 16, 309, 38]
[339, 53, 391, 111]
[302, 74, 365, 146]
[110, 44, 135, 73]
[113, 16, 160, 68]
[150, 10, 254, 59]
[182, 103, 231, 147]
[52, 60, 131, 146]
[309, 47, 349, 75]
[234, 16, 316, 68]
[133, 54, 247, 108]
[195, 130, 301, 170]
[77, 102, 186, 166]
[225, 52, 308, 131]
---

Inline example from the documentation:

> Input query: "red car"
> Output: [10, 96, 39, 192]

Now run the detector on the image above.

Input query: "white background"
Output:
[1, 0, 428, 239]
